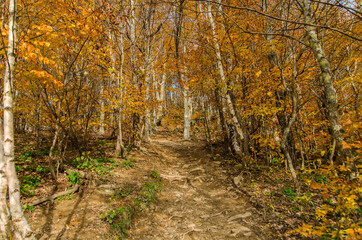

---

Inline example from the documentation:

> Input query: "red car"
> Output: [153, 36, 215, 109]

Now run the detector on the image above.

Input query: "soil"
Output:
[25, 131, 279, 239]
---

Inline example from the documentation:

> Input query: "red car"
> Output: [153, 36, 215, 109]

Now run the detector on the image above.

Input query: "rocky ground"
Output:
[26, 131, 281, 239]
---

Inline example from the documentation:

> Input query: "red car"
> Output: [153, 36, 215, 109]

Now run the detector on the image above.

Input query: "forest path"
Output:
[129, 132, 261, 240]
[27, 130, 266, 240]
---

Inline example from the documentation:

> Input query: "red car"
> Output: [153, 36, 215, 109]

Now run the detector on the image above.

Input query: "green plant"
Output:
[95, 140, 106, 145]
[271, 157, 282, 167]
[27, 162, 39, 171]
[57, 193, 75, 201]
[297, 193, 315, 207]
[135, 180, 161, 211]
[72, 154, 117, 176]
[39, 146, 51, 156]
[97, 157, 115, 164]
[77, 159, 94, 169]
[121, 159, 135, 170]
[289, 206, 300, 213]
[66, 170, 82, 186]
[95, 162, 119, 176]
[282, 188, 296, 199]
[16, 165, 24, 172]
[17, 146, 50, 162]
[21, 175, 41, 196]
[22, 205, 35, 212]
[114, 188, 132, 198]
[150, 168, 160, 180]
[101, 206, 132, 239]
[17, 151, 34, 162]
[315, 174, 328, 184]
[36, 165, 49, 173]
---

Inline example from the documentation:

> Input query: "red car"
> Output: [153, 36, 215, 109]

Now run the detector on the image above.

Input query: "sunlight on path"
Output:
[129, 135, 260, 240]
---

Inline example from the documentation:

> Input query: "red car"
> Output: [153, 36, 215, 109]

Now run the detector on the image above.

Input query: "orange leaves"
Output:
[289, 223, 324, 238]
[346, 228, 362, 239]
[296, 164, 362, 239]
[28, 70, 63, 88]
[32, 24, 53, 32]
[310, 182, 321, 190]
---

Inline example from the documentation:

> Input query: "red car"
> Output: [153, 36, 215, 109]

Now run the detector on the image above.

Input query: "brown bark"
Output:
[301, 0, 348, 161]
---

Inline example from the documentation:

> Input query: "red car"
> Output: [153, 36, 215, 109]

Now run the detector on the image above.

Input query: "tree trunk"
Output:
[276, 90, 298, 168]
[156, 58, 167, 126]
[183, 78, 191, 140]
[144, 44, 152, 142]
[0, 121, 10, 239]
[173, 0, 191, 140]
[206, 1, 246, 158]
[279, 52, 300, 195]
[3, 0, 35, 238]
[99, 80, 105, 135]
[302, 0, 347, 160]
[116, 28, 125, 157]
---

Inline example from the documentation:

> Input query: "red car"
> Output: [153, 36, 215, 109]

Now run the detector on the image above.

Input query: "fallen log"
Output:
[28, 184, 80, 207]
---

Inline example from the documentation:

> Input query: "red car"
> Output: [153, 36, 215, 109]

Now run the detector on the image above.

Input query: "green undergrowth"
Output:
[101, 169, 162, 239]
[16, 146, 51, 196]
[70, 152, 119, 176]
[66, 170, 82, 186]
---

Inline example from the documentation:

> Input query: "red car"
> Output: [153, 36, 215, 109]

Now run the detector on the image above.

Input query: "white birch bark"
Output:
[143, 3, 152, 142]
[157, 61, 166, 125]
[0, 2, 9, 236]
[183, 84, 191, 140]
[182, 46, 191, 140]
[0, 120, 10, 238]
[206, 2, 245, 152]
[116, 28, 125, 156]
[99, 81, 105, 135]
[152, 69, 158, 129]
[4, 0, 35, 238]
[144, 61, 152, 142]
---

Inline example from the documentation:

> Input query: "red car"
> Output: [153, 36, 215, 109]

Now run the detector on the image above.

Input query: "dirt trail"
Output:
[28, 132, 266, 239]
[129, 134, 262, 240]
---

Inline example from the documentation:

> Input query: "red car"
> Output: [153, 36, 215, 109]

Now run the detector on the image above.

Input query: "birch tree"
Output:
[205, 1, 247, 158]
[2, 0, 35, 238]
[298, 0, 350, 160]
[174, 0, 192, 140]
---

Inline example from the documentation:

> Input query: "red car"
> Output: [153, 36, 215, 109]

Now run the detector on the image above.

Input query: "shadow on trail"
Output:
[55, 187, 85, 240]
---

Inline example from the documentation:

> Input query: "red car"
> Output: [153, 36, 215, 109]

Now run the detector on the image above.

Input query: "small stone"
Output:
[244, 232, 253, 237]
[188, 223, 196, 228]
[228, 212, 252, 222]
[96, 184, 120, 196]
[233, 175, 243, 185]
[230, 226, 252, 237]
